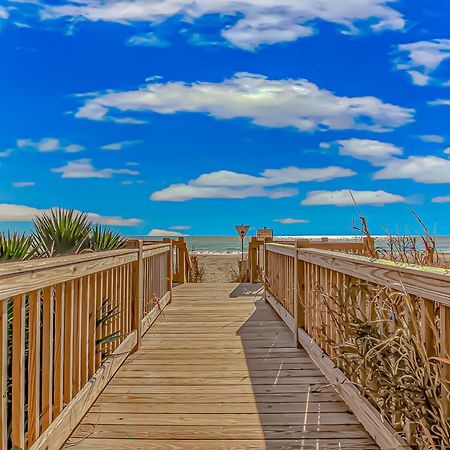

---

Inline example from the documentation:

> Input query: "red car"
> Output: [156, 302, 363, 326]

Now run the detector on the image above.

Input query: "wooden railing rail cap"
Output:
[0, 250, 139, 301]
[0, 248, 138, 279]
[265, 243, 297, 257]
[296, 247, 450, 281]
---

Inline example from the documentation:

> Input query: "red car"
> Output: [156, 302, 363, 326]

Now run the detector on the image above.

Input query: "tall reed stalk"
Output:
[318, 282, 450, 449]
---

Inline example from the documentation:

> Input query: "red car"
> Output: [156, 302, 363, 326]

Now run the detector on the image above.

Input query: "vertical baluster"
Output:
[421, 298, 436, 357]
[329, 269, 337, 358]
[304, 263, 310, 335]
[28, 290, 41, 445]
[124, 264, 129, 333]
[64, 281, 74, 405]
[11, 295, 25, 450]
[88, 273, 97, 377]
[41, 286, 54, 431]
[0, 300, 8, 450]
[54, 283, 65, 416]
[440, 305, 450, 417]
[72, 279, 81, 395]
[104, 269, 110, 357]
[110, 268, 116, 352]
[81, 276, 89, 385]
[119, 265, 125, 343]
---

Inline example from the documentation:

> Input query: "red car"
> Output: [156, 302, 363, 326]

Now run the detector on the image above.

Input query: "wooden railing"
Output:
[162, 237, 191, 284]
[0, 241, 171, 450]
[263, 240, 450, 450]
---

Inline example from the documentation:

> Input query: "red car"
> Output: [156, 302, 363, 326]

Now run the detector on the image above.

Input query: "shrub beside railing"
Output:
[0, 241, 171, 450]
[264, 241, 450, 449]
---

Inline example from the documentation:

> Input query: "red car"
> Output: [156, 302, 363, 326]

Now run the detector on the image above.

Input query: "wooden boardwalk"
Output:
[68, 283, 378, 449]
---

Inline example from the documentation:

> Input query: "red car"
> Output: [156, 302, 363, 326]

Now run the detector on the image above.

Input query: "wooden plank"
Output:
[440, 305, 450, 417]
[41, 286, 54, 431]
[53, 283, 65, 416]
[81, 411, 360, 426]
[142, 245, 171, 259]
[27, 290, 41, 445]
[0, 300, 8, 450]
[64, 438, 379, 450]
[265, 243, 297, 257]
[71, 423, 374, 440]
[298, 328, 408, 450]
[11, 295, 26, 450]
[90, 401, 347, 414]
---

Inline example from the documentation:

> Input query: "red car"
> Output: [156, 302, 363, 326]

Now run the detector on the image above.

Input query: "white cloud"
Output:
[432, 196, 450, 203]
[148, 228, 185, 237]
[127, 32, 170, 47]
[274, 218, 309, 224]
[36, 0, 404, 50]
[0, 6, 9, 20]
[169, 225, 191, 230]
[194, 167, 355, 187]
[76, 73, 414, 133]
[152, 184, 298, 202]
[301, 189, 406, 206]
[407, 70, 430, 86]
[429, 99, 450, 107]
[51, 158, 140, 178]
[13, 182, 35, 188]
[151, 165, 355, 202]
[336, 138, 402, 162]
[418, 134, 445, 144]
[395, 39, 450, 86]
[18, 137, 85, 153]
[0, 149, 12, 158]
[444, 147, 450, 155]
[0, 204, 141, 226]
[101, 140, 142, 150]
[374, 155, 450, 183]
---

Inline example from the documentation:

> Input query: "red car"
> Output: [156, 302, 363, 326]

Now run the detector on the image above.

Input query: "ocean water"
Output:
[139, 235, 450, 254]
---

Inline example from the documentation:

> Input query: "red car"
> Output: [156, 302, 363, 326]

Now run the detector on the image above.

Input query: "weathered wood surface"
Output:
[69, 283, 378, 449]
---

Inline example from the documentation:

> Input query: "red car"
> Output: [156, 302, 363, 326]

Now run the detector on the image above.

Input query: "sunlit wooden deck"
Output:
[68, 283, 378, 449]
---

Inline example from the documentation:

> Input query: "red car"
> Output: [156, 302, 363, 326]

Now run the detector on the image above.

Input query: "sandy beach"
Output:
[193, 254, 245, 283]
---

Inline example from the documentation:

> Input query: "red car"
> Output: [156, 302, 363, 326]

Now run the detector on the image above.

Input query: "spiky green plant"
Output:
[0, 231, 32, 261]
[90, 225, 125, 251]
[32, 208, 91, 257]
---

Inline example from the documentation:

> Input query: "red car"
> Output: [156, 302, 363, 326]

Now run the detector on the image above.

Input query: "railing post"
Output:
[263, 238, 273, 301]
[178, 237, 186, 284]
[130, 240, 143, 351]
[162, 238, 173, 302]
[294, 240, 305, 347]
[249, 237, 258, 283]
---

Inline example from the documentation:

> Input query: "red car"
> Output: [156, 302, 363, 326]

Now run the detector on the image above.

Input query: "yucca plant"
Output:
[31, 208, 91, 257]
[90, 225, 125, 251]
[0, 231, 32, 261]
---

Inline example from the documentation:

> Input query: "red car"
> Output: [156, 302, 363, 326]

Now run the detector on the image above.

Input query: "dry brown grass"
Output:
[318, 282, 450, 449]
[188, 255, 206, 283]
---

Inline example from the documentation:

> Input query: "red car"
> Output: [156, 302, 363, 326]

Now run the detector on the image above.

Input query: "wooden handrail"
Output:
[170, 237, 192, 284]
[263, 240, 450, 449]
[0, 242, 172, 450]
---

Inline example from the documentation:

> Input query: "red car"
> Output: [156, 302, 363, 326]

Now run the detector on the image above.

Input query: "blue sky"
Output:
[0, 0, 449, 236]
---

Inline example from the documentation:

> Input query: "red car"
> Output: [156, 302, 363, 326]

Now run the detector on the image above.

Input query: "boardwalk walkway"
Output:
[68, 283, 378, 449]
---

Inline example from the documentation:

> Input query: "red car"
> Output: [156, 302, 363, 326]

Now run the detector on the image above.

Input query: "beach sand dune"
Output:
[194, 254, 244, 283]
